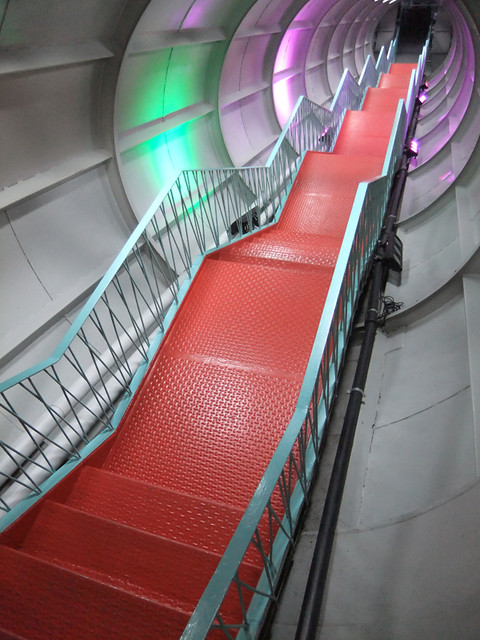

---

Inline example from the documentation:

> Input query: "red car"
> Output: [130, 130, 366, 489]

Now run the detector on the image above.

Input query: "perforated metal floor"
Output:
[0, 64, 415, 640]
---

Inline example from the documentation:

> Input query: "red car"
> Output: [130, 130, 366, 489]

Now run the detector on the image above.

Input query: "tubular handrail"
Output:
[295, 36, 431, 640]
[359, 55, 379, 92]
[0, 43, 395, 528]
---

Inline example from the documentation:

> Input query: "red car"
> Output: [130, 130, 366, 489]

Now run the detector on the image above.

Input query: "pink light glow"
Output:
[182, 0, 210, 28]
[273, 18, 312, 128]
[440, 171, 455, 183]
[410, 139, 419, 155]
[274, 30, 299, 73]
[273, 77, 296, 128]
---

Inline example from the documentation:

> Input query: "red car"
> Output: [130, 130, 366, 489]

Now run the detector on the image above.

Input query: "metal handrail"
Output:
[295, 37, 430, 640]
[181, 50, 405, 640]
[182, 102, 406, 639]
[0, 44, 394, 534]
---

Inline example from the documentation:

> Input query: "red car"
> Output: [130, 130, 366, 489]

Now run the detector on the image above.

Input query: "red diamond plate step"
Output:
[103, 351, 303, 507]
[332, 111, 396, 157]
[277, 152, 386, 235]
[63, 466, 253, 560]
[336, 111, 397, 140]
[388, 62, 418, 76]
[0, 545, 195, 640]
[378, 74, 413, 90]
[362, 87, 409, 112]
[161, 254, 333, 376]
[220, 229, 342, 269]
[102, 248, 333, 507]
[16, 500, 262, 622]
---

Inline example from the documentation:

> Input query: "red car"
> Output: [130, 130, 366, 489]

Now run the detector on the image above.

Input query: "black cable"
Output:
[378, 295, 404, 325]
[0, 0, 10, 42]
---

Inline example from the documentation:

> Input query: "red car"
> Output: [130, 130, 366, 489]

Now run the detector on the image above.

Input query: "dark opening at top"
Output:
[397, 3, 435, 57]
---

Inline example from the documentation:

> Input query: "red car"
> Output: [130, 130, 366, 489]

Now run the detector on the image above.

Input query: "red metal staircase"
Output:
[0, 63, 416, 640]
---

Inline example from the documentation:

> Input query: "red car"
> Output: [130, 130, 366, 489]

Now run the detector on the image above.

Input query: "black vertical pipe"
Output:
[294, 258, 383, 640]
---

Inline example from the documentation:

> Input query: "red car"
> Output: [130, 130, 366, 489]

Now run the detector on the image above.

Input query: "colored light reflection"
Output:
[122, 118, 205, 208]
[273, 27, 305, 127]
[274, 30, 298, 73]
[440, 170, 455, 183]
[273, 77, 297, 128]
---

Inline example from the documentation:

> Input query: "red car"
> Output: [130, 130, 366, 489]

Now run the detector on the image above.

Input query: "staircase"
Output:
[0, 63, 416, 640]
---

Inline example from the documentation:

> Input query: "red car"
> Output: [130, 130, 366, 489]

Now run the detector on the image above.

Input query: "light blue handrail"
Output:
[181, 89, 407, 640]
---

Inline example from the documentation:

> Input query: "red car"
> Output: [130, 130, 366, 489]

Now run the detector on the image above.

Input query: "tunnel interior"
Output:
[2, 0, 480, 637]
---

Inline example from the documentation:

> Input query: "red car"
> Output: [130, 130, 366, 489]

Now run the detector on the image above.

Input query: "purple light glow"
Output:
[274, 29, 301, 73]
[410, 1, 475, 169]
[182, 0, 211, 28]
[273, 77, 296, 128]
[410, 139, 419, 155]
[440, 170, 455, 183]
[273, 25, 307, 127]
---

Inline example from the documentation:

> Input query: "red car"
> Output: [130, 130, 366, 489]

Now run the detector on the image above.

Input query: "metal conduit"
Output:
[294, 69, 426, 640]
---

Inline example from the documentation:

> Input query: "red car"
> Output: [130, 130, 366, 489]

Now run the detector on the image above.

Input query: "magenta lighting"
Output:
[409, 138, 419, 157]
[418, 91, 428, 105]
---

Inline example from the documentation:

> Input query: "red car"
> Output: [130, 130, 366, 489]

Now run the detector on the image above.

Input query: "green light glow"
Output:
[119, 44, 223, 132]
[117, 41, 229, 213]
[121, 117, 209, 201]
[117, 50, 170, 131]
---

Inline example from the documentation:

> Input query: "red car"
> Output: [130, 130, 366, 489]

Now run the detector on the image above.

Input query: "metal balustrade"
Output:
[181, 94, 407, 640]
[0, 42, 396, 536]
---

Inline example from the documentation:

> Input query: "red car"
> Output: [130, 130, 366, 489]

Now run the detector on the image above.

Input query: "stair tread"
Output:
[388, 63, 418, 76]
[17, 500, 261, 619]
[102, 251, 322, 505]
[0, 544, 193, 640]
[333, 136, 389, 158]
[332, 110, 395, 158]
[219, 229, 342, 269]
[379, 75, 413, 90]
[362, 87, 408, 112]
[336, 110, 397, 138]
[65, 466, 252, 559]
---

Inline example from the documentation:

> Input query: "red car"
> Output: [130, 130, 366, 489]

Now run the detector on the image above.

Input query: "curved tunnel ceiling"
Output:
[3, 4, 480, 633]
[113, 0, 399, 218]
